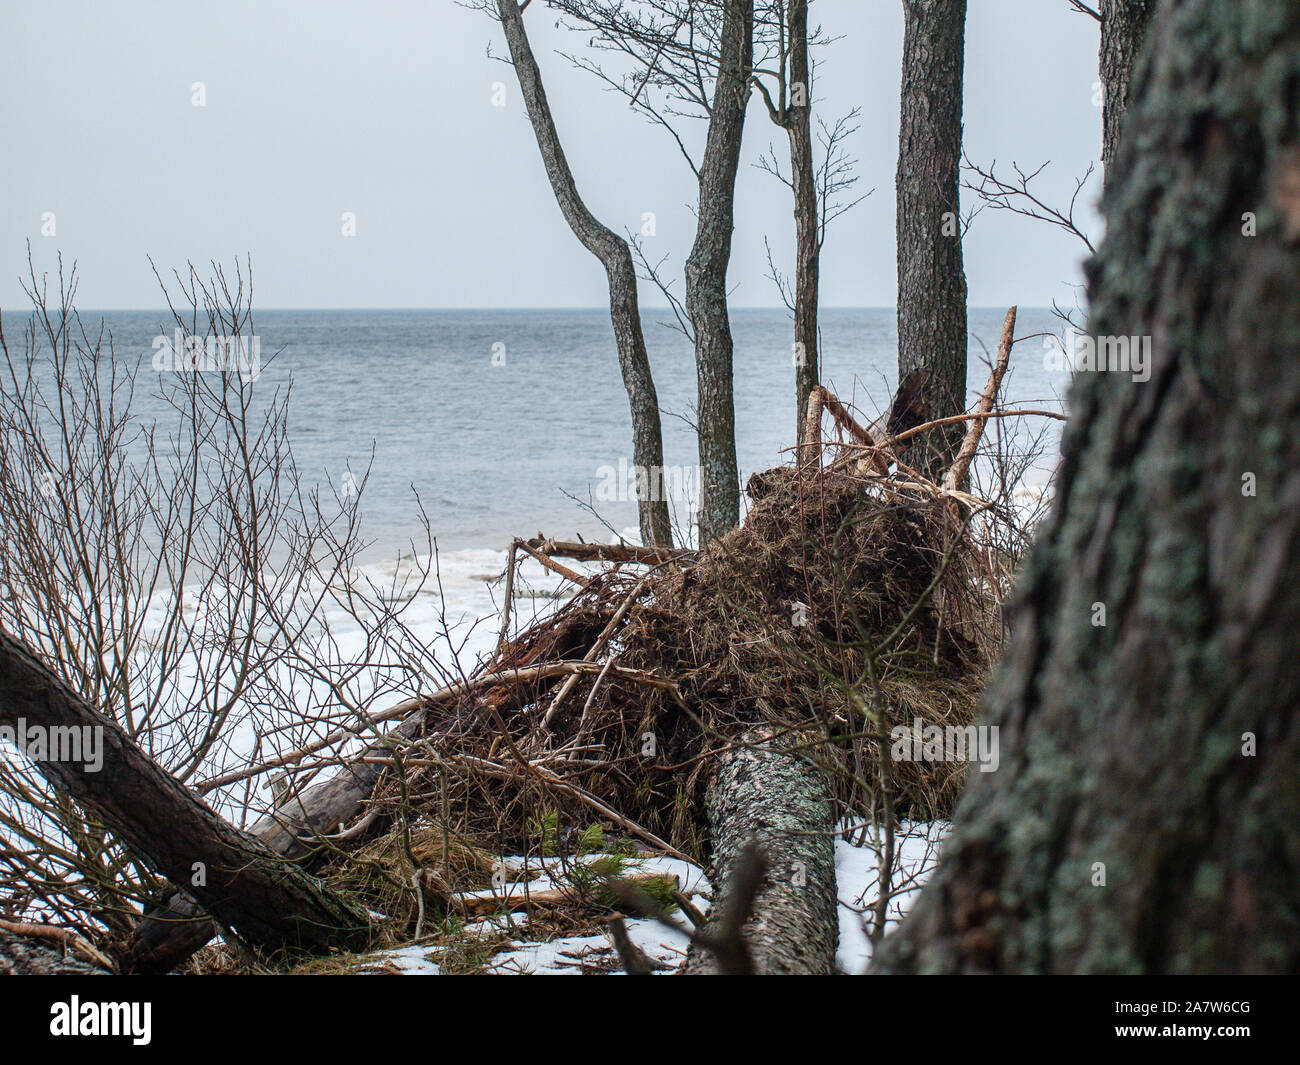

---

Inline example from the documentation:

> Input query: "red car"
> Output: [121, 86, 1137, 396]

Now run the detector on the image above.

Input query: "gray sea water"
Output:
[61, 307, 1066, 557]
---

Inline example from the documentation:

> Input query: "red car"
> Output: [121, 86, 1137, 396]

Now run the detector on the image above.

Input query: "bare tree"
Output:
[686, 0, 753, 544]
[547, 0, 755, 544]
[896, 0, 969, 478]
[962, 157, 1097, 255]
[488, 0, 674, 549]
[752, 1, 820, 434]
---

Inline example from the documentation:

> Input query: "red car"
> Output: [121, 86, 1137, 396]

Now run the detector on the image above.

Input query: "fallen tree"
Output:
[126, 331, 1052, 974]
[0, 630, 373, 967]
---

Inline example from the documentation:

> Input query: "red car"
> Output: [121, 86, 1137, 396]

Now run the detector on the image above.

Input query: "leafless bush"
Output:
[0, 251, 448, 946]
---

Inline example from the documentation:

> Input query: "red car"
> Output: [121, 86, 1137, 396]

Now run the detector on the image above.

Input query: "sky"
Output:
[0, 0, 1103, 310]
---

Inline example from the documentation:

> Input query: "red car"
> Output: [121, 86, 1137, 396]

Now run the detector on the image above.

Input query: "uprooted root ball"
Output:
[335, 464, 998, 909]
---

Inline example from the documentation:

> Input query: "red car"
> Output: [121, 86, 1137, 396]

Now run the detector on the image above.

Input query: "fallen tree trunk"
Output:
[684, 728, 838, 975]
[0, 630, 372, 968]
[523, 537, 694, 567]
[123, 707, 430, 973]
[0, 919, 114, 971]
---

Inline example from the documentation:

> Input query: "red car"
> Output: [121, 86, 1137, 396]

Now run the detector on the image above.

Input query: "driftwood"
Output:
[523, 537, 694, 567]
[0, 631, 372, 970]
[449, 871, 679, 917]
[943, 306, 1017, 493]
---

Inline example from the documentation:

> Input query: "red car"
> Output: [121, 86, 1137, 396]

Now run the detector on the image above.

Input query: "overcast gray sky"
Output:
[0, 0, 1102, 310]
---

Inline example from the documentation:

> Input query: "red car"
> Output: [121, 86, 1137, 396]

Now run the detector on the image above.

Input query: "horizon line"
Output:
[51, 304, 1051, 314]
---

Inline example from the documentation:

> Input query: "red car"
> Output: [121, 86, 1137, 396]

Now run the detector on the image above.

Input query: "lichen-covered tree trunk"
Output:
[684, 729, 837, 974]
[687, 0, 753, 546]
[873, 0, 1300, 974]
[0, 631, 372, 965]
[896, 0, 967, 477]
[1099, 0, 1156, 180]
[496, 0, 673, 548]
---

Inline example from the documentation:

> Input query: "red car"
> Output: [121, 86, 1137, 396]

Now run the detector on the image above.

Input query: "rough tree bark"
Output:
[773, 0, 821, 436]
[684, 728, 838, 974]
[688, 0, 753, 546]
[495, 0, 673, 549]
[873, 0, 1300, 973]
[0, 631, 372, 965]
[1099, 0, 1156, 180]
[896, 0, 968, 478]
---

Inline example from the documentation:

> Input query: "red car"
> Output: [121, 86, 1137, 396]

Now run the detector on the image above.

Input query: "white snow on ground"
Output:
[493, 853, 711, 898]
[362, 822, 947, 974]
[363, 945, 442, 975]
[485, 915, 694, 975]
[834, 820, 950, 973]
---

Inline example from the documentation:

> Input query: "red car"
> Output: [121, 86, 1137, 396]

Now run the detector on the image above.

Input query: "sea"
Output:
[76, 306, 1068, 562]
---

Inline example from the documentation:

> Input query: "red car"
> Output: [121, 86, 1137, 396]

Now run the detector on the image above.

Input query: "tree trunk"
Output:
[896, 0, 968, 478]
[684, 728, 837, 974]
[496, 0, 673, 549]
[1099, 0, 1156, 180]
[873, 0, 1300, 974]
[0, 631, 372, 965]
[687, 0, 753, 546]
[788, 0, 821, 437]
